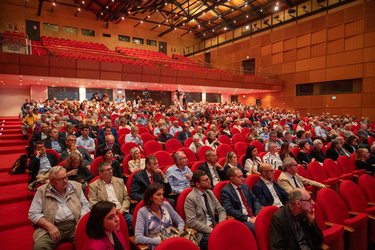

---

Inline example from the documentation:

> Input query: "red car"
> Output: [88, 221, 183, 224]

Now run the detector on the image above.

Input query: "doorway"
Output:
[26, 20, 40, 41]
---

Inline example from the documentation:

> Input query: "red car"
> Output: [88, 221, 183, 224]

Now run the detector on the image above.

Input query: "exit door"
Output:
[26, 20, 40, 41]
[159, 41, 167, 54]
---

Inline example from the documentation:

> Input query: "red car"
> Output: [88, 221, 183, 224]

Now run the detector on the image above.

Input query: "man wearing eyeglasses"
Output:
[252, 163, 289, 207]
[185, 170, 226, 250]
[278, 158, 326, 193]
[269, 188, 324, 249]
[28, 166, 90, 249]
[60, 135, 93, 167]
[88, 161, 133, 235]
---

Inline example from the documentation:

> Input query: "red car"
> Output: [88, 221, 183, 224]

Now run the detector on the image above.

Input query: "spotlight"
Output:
[263, 19, 270, 26]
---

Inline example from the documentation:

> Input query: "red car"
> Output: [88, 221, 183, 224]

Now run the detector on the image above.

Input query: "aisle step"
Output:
[0, 124, 21, 129]
[0, 134, 24, 140]
[0, 172, 29, 186]
[0, 145, 26, 154]
[0, 200, 32, 231]
[0, 183, 33, 205]
[0, 140, 28, 147]
[0, 128, 21, 134]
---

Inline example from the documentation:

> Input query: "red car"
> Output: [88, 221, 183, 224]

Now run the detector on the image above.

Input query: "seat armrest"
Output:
[325, 221, 355, 233]
[129, 236, 148, 250]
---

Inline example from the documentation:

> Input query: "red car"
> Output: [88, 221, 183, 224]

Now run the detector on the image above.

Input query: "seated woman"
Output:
[297, 141, 315, 166]
[128, 147, 145, 173]
[221, 123, 232, 138]
[279, 142, 300, 164]
[224, 152, 250, 178]
[85, 201, 128, 250]
[205, 131, 221, 151]
[355, 148, 375, 175]
[195, 126, 205, 140]
[135, 183, 185, 250]
[263, 142, 283, 170]
[64, 152, 94, 191]
[189, 134, 204, 154]
[243, 145, 262, 175]
[344, 135, 359, 154]
[102, 147, 123, 178]
[310, 139, 328, 163]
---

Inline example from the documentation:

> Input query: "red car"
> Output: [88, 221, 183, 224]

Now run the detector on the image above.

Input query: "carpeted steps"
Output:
[0, 134, 24, 140]
[0, 145, 27, 154]
[0, 172, 29, 186]
[0, 153, 24, 173]
[0, 200, 32, 231]
[0, 139, 28, 147]
[0, 225, 35, 250]
[0, 183, 34, 205]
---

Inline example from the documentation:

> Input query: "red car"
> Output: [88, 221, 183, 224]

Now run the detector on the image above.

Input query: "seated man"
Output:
[169, 120, 182, 136]
[98, 119, 118, 141]
[265, 131, 283, 152]
[165, 151, 193, 195]
[184, 170, 227, 250]
[43, 128, 66, 154]
[157, 126, 173, 145]
[220, 168, 261, 235]
[97, 126, 114, 145]
[177, 123, 192, 144]
[269, 188, 324, 249]
[60, 135, 93, 167]
[96, 135, 124, 162]
[252, 163, 289, 207]
[28, 166, 90, 250]
[88, 161, 133, 235]
[75, 126, 95, 154]
[282, 132, 297, 148]
[278, 158, 326, 193]
[199, 150, 227, 188]
[130, 155, 172, 202]
[28, 123, 50, 156]
[136, 113, 148, 126]
[125, 126, 143, 147]
[21, 110, 39, 140]
[58, 123, 75, 141]
[66, 113, 79, 126]
[27, 141, 59, 190]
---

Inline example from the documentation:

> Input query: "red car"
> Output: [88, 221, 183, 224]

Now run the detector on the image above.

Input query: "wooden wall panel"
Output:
[311, 43, 326, 57]
[294, 71, 310, 84]
[364, 62, 375, 77]
[250, 47, 261, 57]
[361, 93, 375, 107]
[272, 53, 283, 65]
[327, 10, 345, 27]
[362, 77, 375, 93]
[271, 29, 284, 42]
[327, 25, 345, 41]
[297, 21, 311, 35]
[310, 56, 326, 70]
[261, 44, 272, 55]
[272, 41, 283, 54]
[310, 96, 325, 108]
[365, 0, 375, 16]
[297, 46, 311, 60]
[260, 55, 272, 66]
[311, 30, 326, 45]
[283, 25, 297, 39]
[343, 49, 364, 65]
[250, 36, 261, 47]
[364, 47, 375, 62]
[345, 19, 364, 37]
[364, 16, 375, 32]
[296, 59, 310, 72]
[311, 16, 327, 32]
[101, 71, 122, 81]
[326, 53, 345, 68]
[283, 50, 297, 62]
[282, 62, 296, 74]
[344, 4, 364, 22]
[297, 34, 311, 48]
[327, 39, 344, 54]
[344, 34, 364, 51]
[284, 38, 296, 51]
[310, 69, 326, 82]
[364, 31, 375, 47]
[261, 33, 271, 45]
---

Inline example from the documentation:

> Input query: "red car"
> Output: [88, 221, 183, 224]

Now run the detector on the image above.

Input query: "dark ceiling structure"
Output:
[36, 0, 309, 39]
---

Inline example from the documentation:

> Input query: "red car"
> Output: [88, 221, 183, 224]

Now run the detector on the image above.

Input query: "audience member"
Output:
[223, 152, 250, 177]
[198, 150, 227, 187]
[125, 126, 143, 146]
[128, 147, 145, 173]
[64, 152, 94, 190]
[263, 142, 283, 170]
[355, 148, 375, 175]
[76, 126, 95, 153]
[165, 151, 193, 195]
[309, 139, 328, 163]
[297, 141, 315, 166]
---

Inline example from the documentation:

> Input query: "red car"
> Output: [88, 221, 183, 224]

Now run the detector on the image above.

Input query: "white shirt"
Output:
[260, 177, 283, 207]
[207, 163, 220, 186]
[102, 179, 121, 210]
[197, 189, 213, 227]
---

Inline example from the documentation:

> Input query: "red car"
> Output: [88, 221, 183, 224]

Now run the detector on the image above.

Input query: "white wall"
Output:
[0, 85, 30, 117]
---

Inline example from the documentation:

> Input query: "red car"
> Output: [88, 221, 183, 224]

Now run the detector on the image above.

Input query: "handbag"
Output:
[159, 227, 199, 247]
[8, 154, 27, 175]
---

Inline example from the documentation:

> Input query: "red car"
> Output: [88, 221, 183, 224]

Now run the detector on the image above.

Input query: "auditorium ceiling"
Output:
[0, 74, 278, 95]
[34, 0, 308, 39]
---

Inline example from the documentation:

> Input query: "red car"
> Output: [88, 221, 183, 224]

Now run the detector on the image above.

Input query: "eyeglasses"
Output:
[52, 176, 68, 182]
[299, 198, 313, 203]
[201, 178, 211, 182]
[67, 139, 77, 142]
[101, 168, 113, 173]
[263, 170, 274, 173]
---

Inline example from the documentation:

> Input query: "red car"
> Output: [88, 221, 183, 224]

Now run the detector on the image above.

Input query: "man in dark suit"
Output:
[27, 141, 59, 188]
[58, 123, 75, 140]
[60, 135, 93, 167]
[98, 119, 118, 141]
[252, 163, 289, 207]
[96, 135, 124, 162]
[220, 168, 261, 235]
[199, 150, 227, 187]
[28, 123, 49, 156]
[43, 128, 66, 154]
[130, 155, 172, 202]
[177, 122, 192, 144]
[270, 188, 324, 249]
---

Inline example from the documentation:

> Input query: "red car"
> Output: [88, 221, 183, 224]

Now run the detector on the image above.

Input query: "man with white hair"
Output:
[28, 166, 90, 249]
[125, 126, 143, 146]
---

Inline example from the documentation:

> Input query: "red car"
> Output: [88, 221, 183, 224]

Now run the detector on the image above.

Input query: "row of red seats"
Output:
[1, 30, 27, 44]
[40, 36, 109, 51]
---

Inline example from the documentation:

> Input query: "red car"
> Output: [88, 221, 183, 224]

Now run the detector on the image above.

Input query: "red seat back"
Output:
[307, 162, 329, 183]
[126, 169, 141, 197]
[244, 175, 260, 190]
[197, 145, 213, 161]
[120, 142, 141, 156]
[46, 148, 61, 162]
[250, 140, 264, 153]
[141, 133, 155, 144]
[154, 150, 174, 169]
[358, 174, 375, 203]
[337, 155, 355, 174]
[184, 138, 193, 148]
[218, 135, 232, 146]
[216, 144, 233, 158]
[208, 220, 258, 250]
[212, 180, 229, 202]
[165, 139, 183, 154]
[191, 161, 205, 172]
[290, 147, 300, 158]
[273, 170, 282, 181]
[232, 133, 247, 144]
[233, 142, 247, 157]
[117, 128, 131, 137]
[322, 159, 342, 178]
[176, 187, 193, 221]
[155, 237, 200, 250]
[339, 180, 370, 213]
[143, 140, 163, 156]
[90, 157, 104, 176]
[316, 188, 350, 224]
[255, 206, 280, 250]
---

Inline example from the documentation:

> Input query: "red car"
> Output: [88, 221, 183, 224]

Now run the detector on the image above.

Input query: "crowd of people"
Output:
[21, 94, 375, 249]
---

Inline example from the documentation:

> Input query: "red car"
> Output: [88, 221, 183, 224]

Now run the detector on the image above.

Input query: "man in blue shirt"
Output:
[166, 151, 193, 195]
[76, 126, 95, 153]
